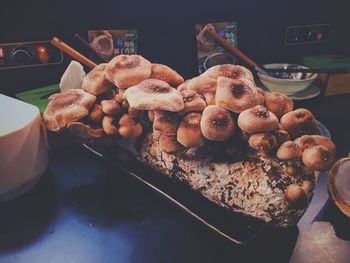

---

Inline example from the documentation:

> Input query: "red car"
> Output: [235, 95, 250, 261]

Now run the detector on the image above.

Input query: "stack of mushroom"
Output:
[43, 55, 337, 228]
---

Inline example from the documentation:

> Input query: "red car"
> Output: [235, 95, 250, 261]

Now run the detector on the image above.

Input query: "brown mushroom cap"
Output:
[177, 112, 204, 147]
[295, 135, 336, 156]
[179, 90, 207, 115]
[215, 77, 260, 113]
[82, 63, 113, 96]
[177, 80, 189, 92]
[202, 64, 255, 84]
[277, 141, 302, 161]
[124, 79, 184, 112]
[265, 92, 294, 118]
[67, 122, 104, 138]
[118, 114, 143, 139]
[294, 135, 318, 152]
[248, 133, 278, 152]
[302, 145, 335, 171]
[313, 135, 337, 156]
[187, 76, 217, 105]
[105, 55, 152, 89]
[101, 99, 121, 115]
[237, 105, 279, 134]
[159, 134, 185, 154]
[150, 63, 184, 87]
[200, 105, 235, 141]
[152, 110, 180, 135]
[43, 89, 96, 132]
[102, 115, 119, 135]
[88, 104, 104, 123]
[285, 184, 308, 208]
[280, 108, 318, 139]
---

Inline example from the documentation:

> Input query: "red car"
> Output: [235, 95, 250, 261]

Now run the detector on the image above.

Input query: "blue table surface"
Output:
[0, 143, 349, 263]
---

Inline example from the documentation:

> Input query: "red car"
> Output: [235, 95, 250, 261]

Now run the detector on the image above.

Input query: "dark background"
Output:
[0, 0, 350, 95]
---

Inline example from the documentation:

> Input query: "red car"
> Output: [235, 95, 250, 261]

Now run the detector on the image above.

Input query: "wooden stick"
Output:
[51, 37, 97, 69]
[204, 24, 259, 69]
[73, 34, 105, 63]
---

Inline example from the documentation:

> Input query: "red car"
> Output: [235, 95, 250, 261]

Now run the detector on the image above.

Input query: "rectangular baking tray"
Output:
[83, 142, 267, 245]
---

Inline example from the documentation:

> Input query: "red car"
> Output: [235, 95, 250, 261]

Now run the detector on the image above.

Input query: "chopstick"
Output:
[264, 67, 350, 74]
[73, 34, 106, 64]
[204, 24, 349, 76]
[51, 37, 97, 69]
[204, 24, 268, 75]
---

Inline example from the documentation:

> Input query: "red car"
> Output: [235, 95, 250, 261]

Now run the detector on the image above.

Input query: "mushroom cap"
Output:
[237, 105, 279, 134]
[177, 112, 204, 147]
[302, 145, 335, 171]
[118, 114, 143, 139]
[215, 77, 260, 113]
[280, 108, 318, 139]
[82, 63, 113, 95]
[312, 135, 337, 156]
[102, 115, 119, 135]
[187, 76, 217, 105]
[67, 122, 104, 138]
[277, 141, 302, 161]
[101, 99, 121, 115]
[202, 64, 255, 84]
[177, 80, 189, 92]
[159, 134, 185, 154]
[150, 63, 184, 87]
[124, 79, 184, 112]
[179, 90, 207, 115]
[248, 133, 278, 152]
[294, 135, 318, 152]
[285, 184, 308, 208]
[200, 105, 235, 141]
[43, 89, 96, 132]
[152, 110, 180, 135]
[105, 55, 152, 89]
[88, 104, 103, 123]
[295, 135, 336, 155]
[265, 91, 293, 118]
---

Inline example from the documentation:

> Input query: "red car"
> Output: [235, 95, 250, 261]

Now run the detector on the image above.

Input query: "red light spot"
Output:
[316, 32, 323, 41]
[37, 45, 47, 54]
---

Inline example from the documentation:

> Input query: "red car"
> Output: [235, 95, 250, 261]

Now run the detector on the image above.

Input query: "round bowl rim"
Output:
[257, 63, 318, 83]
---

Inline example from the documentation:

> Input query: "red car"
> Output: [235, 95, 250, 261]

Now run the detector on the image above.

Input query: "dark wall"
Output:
[1, 0, 349, 95]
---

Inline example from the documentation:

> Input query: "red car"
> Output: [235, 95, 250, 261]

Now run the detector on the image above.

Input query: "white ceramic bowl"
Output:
[257, 63, 318, 95]
[0, 95, 48, 202]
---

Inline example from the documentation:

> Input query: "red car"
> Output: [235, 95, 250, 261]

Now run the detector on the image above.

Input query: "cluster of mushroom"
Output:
[44, 55, 185, 141]
[43, 55, 337, 209]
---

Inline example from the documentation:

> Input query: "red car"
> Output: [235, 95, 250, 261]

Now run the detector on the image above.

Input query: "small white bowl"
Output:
[257, 63, 318, 95]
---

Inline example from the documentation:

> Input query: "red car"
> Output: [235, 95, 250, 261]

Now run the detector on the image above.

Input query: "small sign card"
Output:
[195, 22, 238, 73]
[88, 29, 137, 62]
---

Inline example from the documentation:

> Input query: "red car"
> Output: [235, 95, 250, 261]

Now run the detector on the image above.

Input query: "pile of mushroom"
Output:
[43, 54, 337, 208]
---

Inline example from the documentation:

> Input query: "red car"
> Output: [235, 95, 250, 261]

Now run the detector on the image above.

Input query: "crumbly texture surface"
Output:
[138, 132, 317, 228]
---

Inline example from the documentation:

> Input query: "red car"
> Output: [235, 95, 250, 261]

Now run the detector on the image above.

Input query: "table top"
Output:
[0, 93, 350, 263]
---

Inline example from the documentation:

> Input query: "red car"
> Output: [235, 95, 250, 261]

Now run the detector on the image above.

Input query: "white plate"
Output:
[260, 82, 321, 100]
[290, 82, 321, 100]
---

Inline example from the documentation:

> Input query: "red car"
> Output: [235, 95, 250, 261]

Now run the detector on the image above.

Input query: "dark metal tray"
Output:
[83, 121, 330, 245]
